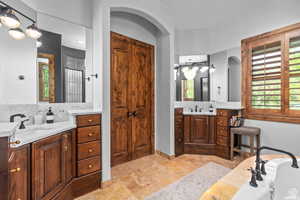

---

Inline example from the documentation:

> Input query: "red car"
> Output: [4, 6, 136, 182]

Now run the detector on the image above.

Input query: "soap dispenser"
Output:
[209, 104, 214, 113]
[46, 107, 54, 124]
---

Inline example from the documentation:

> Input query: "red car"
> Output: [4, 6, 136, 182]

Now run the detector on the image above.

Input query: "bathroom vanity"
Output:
[175, 105, 241, 159]
[0, 113, 102, 200]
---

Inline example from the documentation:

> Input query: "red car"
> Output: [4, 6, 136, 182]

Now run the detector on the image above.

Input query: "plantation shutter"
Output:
[251, 41, 282, 110]
[289, 36, 300, 110]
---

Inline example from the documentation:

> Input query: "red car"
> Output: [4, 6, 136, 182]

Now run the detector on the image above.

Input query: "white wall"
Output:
[111, 12, 159, 46]
[21, 0, 93, 28]
[0, 0, 37, 104]
[210, 51, 228, 102]
[92, 0, 175, 182]
[175, 29, 210, 56]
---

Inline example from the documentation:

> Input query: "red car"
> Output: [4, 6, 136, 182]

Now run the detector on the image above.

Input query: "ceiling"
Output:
[162, 0, 300, 30]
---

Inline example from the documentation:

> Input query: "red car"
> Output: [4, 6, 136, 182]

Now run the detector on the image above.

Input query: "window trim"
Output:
[242, 22, 300, 124]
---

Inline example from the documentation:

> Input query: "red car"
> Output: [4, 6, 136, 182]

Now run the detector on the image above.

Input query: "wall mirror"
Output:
[174, 55, 212, 101]
[37, 13, 94, 103]
[0, 1, 94, 104]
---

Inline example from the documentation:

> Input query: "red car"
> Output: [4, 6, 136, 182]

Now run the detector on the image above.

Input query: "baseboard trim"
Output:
[155, 150, 175, 160]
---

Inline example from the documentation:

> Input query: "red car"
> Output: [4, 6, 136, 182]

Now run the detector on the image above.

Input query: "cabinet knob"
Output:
[10, 167, 21, 173]
[88, 133, 93, 137]
[88, 119, 93, 123]
[88, 165, 93, 169]
[88, 149, 93, 153]
[9, 140, 21, 145]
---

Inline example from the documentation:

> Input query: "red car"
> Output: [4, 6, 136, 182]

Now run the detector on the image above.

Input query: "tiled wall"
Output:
[0, 103, 93, 123]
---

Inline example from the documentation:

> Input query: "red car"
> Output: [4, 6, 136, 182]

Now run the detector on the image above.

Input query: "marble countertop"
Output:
[183, 111, 217, 116]
[11, 121, 76, 148]
[0, 122, 19, 137]
[68, 109, 102, 116]
[199, 155, 292, 200]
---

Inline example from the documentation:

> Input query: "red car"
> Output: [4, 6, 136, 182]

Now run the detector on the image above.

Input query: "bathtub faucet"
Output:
[254, 146, 299, 183]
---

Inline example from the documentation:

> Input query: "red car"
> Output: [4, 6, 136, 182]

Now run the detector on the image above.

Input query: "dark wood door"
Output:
[32, 133, 69, 200]
[111, 33, 132, 166]
[131, 41, 153, 160]
[189, 116, 209, 144]
[8, 145, 30, 200]
[111, 32, 154, 166]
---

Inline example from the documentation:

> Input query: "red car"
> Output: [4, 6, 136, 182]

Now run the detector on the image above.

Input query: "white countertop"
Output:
[68, 109, 102, 116]
[0, 122, 19, 137]
[183, 111, 217, 116]
[11, 121, 76, 148]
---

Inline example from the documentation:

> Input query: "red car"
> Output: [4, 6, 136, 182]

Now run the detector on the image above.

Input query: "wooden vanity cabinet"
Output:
[8, 144, 30, 200]
[215, 109, 239, 159]
[183, 115, 216, 155]
[175, 108, 184, 156]
[31, 130, 74, 200]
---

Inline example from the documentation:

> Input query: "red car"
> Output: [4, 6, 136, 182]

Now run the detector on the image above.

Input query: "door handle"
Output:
[128, 111, 137, 118]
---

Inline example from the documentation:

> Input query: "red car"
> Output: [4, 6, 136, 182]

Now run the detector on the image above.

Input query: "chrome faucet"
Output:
[250, 146, 299, 187]
[9, 114, 29, 129]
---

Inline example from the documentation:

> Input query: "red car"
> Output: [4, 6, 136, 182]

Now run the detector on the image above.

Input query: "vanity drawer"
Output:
[216, 136, 229, 146]
[77, 114, 101, 127]
[77, 156, 101, 176]
[217, 109, 231, 117]
[77, 126, 101, 144]
[217, 126, 229, 137]
[77, 141, 101, 160]
[216, 117, 229, 127]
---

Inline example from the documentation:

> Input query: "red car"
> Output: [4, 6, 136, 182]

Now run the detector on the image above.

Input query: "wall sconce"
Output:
[210, 64, 216, 73]
[0, 1, 42, 40]
[85, 73, 98, 82]
[182, 66, 199, 80]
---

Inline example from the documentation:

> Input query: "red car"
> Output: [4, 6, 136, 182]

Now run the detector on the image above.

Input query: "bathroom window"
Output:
[182, 80, 195, 101]
[242, 23, 300, 123]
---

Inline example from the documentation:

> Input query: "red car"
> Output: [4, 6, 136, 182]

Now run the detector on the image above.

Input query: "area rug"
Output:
[144, 162, 230, 200]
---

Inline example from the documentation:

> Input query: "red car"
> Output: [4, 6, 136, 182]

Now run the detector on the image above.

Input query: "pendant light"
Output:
[8, 28, 26, 40]
[0, 8, 21, 28]
[26, 23, 42, 39]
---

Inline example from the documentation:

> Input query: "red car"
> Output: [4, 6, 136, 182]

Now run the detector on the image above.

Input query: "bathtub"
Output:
[233, 158, 300, 200]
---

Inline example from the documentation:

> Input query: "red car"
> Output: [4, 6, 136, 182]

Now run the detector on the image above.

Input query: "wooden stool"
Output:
[230, 126, 261, 160]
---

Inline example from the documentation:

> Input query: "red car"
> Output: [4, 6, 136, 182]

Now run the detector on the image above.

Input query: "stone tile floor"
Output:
[76, 154, 243, 200]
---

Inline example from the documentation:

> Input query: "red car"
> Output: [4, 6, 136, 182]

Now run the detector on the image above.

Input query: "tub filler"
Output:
[233, 158, 300, 200]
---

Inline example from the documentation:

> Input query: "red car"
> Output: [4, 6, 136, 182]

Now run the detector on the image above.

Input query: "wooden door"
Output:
[111, 33, 132, 166]
[32, 134, 66, 200]
[8, 145, 30, 200]
[111, 32, 154, 166]
[190, 116, 209, 144]
[131, 41, 153, 159]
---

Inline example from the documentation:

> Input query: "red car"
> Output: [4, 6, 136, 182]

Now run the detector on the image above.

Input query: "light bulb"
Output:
[8, 28, 26, 40]
[26, 23, 42, 39]
[200, 66, 209, 73]
[0, 8, 21, 28]
[36, 40, 42, 48]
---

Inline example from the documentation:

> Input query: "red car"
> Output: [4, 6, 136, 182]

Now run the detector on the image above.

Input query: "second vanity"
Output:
[175, 104, 242, 159]
[0, 111, 102, 200]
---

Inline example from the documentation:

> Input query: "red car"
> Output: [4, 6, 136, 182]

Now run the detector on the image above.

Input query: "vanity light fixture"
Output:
[209, 64, 216, 73]
[8, 28, 26, 40]
[26, 23, 42, 39]
[200, 66, 209, 73]
[182, 66, 199, 80]
[0, 7, 20, 28]
[0, 1, 42, 40]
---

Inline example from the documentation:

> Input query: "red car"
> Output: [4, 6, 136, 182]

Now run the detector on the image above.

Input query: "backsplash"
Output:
[0, 103, 93, 123]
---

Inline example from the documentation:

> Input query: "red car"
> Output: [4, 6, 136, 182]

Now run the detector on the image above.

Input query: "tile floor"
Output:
[76, 154, 242, 200]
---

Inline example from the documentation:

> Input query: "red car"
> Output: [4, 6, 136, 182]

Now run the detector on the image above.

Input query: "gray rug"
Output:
[145, 162, 230, 200]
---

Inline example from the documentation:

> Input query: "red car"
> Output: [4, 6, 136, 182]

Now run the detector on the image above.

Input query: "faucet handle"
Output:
[248, 167, 258, 187]
[260, 160, 268, 175]
[19, 118, 29, 129]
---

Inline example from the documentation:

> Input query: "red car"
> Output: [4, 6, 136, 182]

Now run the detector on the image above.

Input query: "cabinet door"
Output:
[62, 131, 74, 184]
[9, 145, 30, 200]
[190, 116, 209, 144]
[32, 134, 66, 200]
